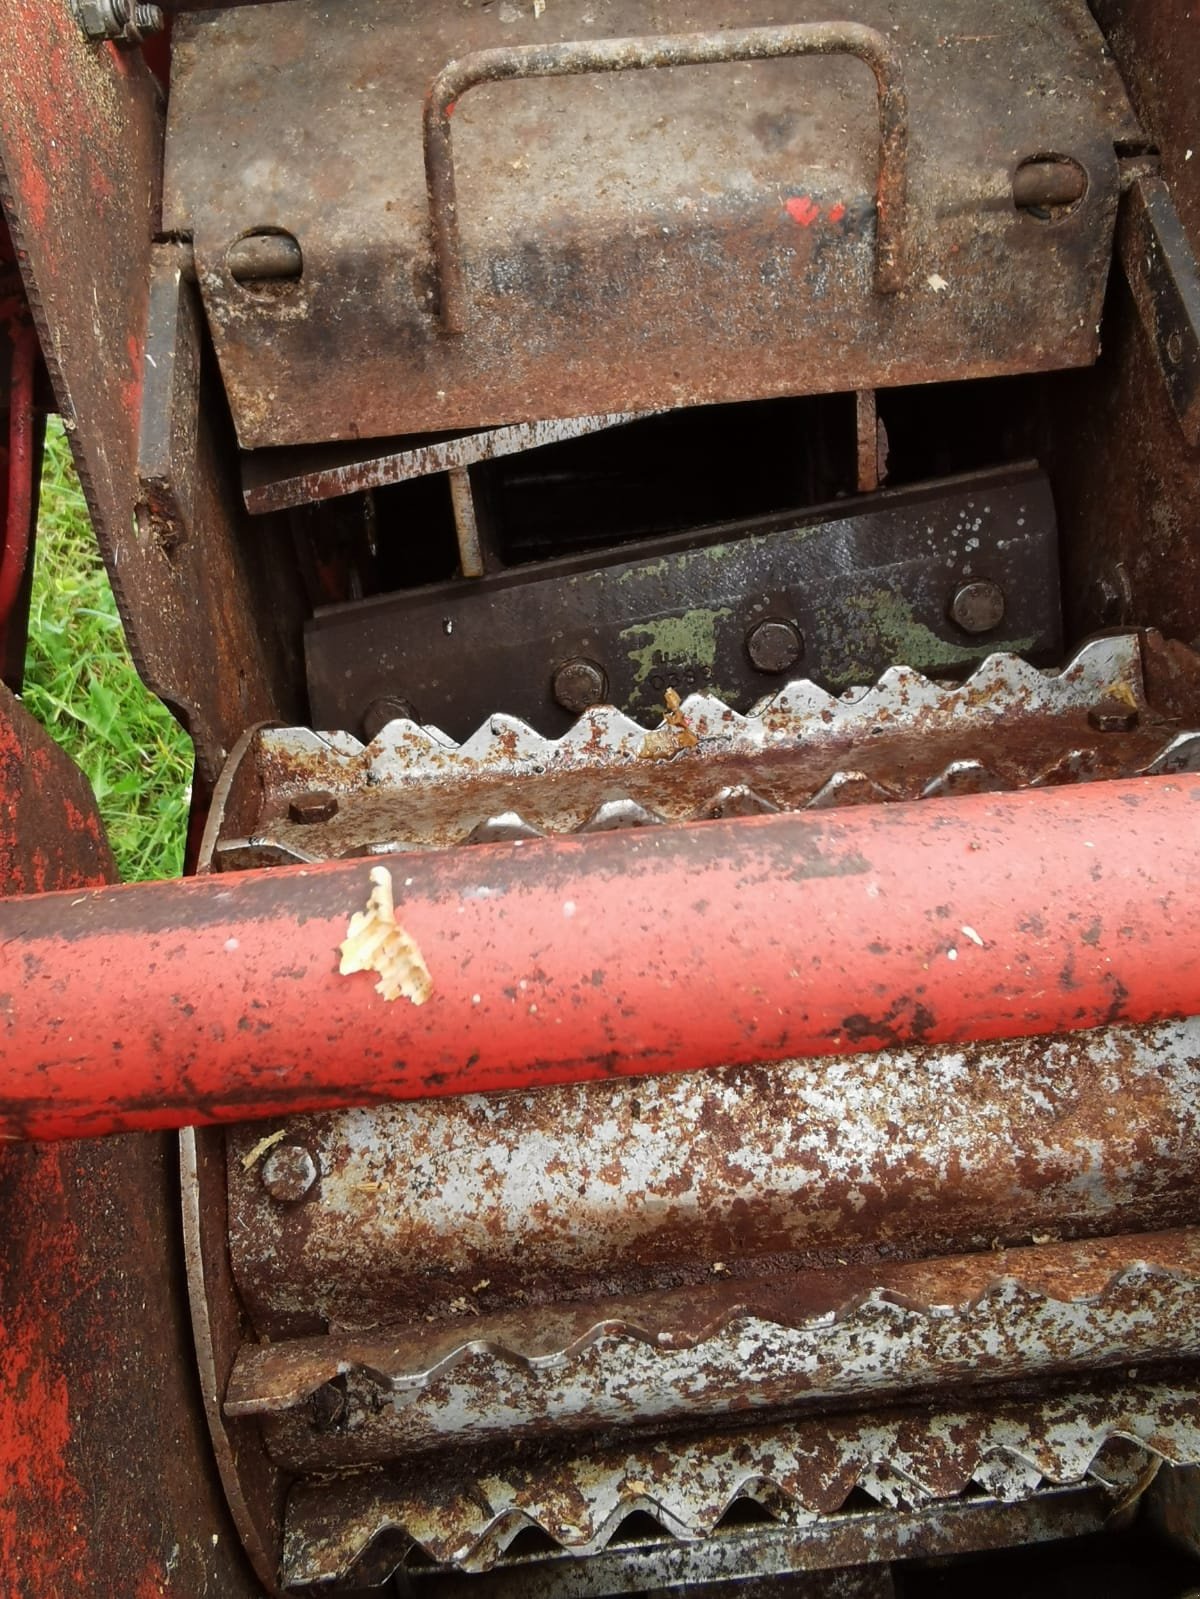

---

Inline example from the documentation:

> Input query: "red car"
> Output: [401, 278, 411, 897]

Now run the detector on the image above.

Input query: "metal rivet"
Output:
[552, 659, 608, 714]
[1166, 330, 1185, 366]
[261, 1144, 318, 1203]
[949, 580, 1006, 635]
[1088, 706, 1140, 734]
[288, 790, 339, 825]
[362, 697, 417, 740]
[227, 231, 304, 285]
[1012, 156, 1087, 219]
[746, 619, 804, 674]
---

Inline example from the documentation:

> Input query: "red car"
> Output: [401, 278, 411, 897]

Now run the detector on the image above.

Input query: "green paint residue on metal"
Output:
[620, 608, 735, 687]
[836, 589, 1036, 679]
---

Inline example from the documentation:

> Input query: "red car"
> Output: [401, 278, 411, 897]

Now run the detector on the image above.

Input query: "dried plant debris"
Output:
[339, 866, 433, 1005]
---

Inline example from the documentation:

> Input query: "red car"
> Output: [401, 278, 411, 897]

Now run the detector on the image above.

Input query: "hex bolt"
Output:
[288, 790, 339, 825]
[362, 697, 417, 741]
[746, 619, 804, 674]
[553, 658, 608, 715]
[260, 1143, 318, 1204]
[949, 579, 1006, 635]
[1088, 706, 1140, 734]
[75, 0, 164, 41]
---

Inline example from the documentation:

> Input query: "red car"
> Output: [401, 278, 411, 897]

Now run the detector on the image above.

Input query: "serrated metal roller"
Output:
[226, 1018, 1200, 1338]
[209, 633, 1200, 866]
[280, 1380, 1200, 1581]
[233, 1230, 1200, 1470]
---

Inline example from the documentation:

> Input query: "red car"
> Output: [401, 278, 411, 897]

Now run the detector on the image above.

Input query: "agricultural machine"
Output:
[3, 1, 1200, 1593]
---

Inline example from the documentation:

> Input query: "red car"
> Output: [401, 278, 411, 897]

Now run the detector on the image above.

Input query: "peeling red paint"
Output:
[785, 193, 821, 226]
[2, 775, 1199, 1140]
[0, 1147, 89, 1589]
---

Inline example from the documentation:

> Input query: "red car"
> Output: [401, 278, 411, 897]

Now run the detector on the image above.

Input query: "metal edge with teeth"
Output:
[227, 1245, 1200, 1417]
[280, 1380, 1200, 1581]
[214, 635, 1200, 863]
[277, 634, 1147, 777]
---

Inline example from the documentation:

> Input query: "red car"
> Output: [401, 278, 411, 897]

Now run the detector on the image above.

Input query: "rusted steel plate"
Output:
[218, 634, 1200, 867]
[1091, 0, 1200, 255]
[229, 1231, 1200, 1467]
[241, 411, 656, 514]
[302, 467, 1062, 740]
[0, 216, 43, 682]
[0, 0, 297, 780]
[0, 690, 265, 1597]
[1119, 177, 1200, 448]
[413, 1497, 1090, 1599]
[0, 679, 114, 892]
[5, 775, 1200, 1139]
[181, 1126, 288, 1594]
[279, 1378, 1200, 1578]
[224, 1020, 1200, 1336]
[164, 0, 1138, 449]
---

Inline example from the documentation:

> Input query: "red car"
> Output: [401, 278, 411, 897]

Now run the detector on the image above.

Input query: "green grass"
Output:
[22, 420, 193, 881]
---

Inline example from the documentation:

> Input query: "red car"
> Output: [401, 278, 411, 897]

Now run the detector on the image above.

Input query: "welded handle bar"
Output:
[423, 22, 909, 334]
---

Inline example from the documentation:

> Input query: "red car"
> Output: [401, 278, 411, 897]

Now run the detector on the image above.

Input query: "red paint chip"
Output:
[828, 202, 847, 224]
[785, 195, 820, 227]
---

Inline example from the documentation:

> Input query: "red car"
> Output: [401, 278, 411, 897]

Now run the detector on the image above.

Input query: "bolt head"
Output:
[746, 619, 804, 674]
[75, 0, 127, 38]
[75, 0, 163, 41]
[1088, 705, 1140, 734]
[553, 658, 608, 715]
[261, 1144, 318, 1203]
[949, 579, 1006, 635]
[288, 789, 339, 825]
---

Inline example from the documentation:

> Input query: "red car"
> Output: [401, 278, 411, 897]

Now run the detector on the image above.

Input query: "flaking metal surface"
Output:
[408, 1493, 1098, 1597]
[231, 1232, 1200, 1468]
[216, 632, 1199, 866]
[226, 1017, 1200, 1336]
[242, 411, 657, 515]
[165, 0, 1137, 448]
[0, 0, 296, 780]
[279, 1379, 1200, 1580]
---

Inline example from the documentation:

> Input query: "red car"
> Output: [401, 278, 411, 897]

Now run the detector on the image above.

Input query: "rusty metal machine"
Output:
[3, 1, 1200, 1593]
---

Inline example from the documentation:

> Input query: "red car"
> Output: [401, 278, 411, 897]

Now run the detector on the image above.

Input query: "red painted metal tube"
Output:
[1, 775, 1199, 1142]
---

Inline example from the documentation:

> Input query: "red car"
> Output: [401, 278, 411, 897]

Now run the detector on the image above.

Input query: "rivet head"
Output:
[288, 790, 339, 825]
[949, 580, 1006, 635]
[746, 619, 804, 674]
[552, 658, 608, 714]
[261, 1144, 318, 1203]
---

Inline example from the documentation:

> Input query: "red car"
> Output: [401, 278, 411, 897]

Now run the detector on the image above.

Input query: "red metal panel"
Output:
[1, 774, 1198, 1141]
[0, 687, 268, 1597]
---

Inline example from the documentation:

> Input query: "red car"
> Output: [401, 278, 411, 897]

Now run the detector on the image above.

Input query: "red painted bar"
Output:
[1, 775, 1198, 1141]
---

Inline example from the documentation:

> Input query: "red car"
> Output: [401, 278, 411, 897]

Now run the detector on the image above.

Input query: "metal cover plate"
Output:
[165, 0, 1139, 450]
[303, 467, 1061, 740]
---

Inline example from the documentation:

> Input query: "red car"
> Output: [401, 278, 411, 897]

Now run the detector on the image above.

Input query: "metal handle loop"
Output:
[423, 21, 909, 334]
